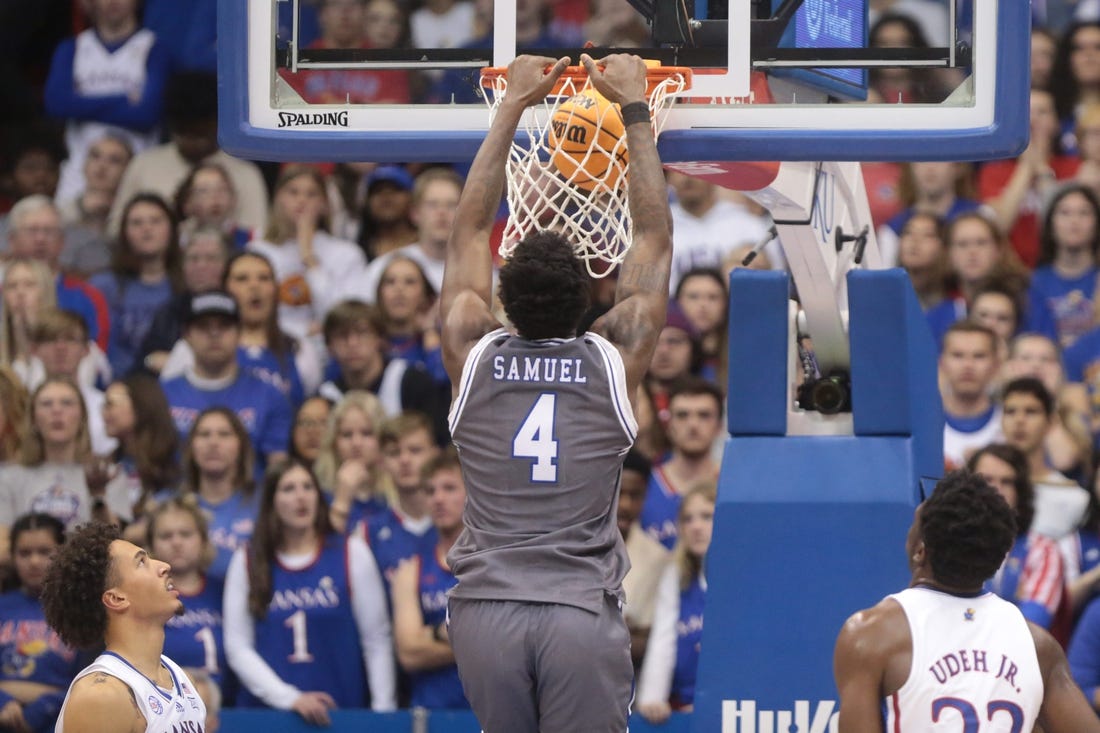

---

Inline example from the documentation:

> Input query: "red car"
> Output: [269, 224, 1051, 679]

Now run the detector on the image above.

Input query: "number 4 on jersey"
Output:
[514, 393, 559, 482]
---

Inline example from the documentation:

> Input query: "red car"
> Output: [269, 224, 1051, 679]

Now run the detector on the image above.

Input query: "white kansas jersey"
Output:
[886, 587, 1042, 732]
[56, 652, 206, 733]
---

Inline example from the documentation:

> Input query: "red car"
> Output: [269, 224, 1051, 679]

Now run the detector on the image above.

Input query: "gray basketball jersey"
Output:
[447, 328, 636, 614]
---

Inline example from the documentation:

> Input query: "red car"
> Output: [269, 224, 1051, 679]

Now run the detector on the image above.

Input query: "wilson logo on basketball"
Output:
[551, 120, 587, 145]
[546, 89, 627, 192]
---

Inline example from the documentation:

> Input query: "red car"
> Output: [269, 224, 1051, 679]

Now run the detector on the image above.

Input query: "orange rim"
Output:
[481, 63, 693, 95]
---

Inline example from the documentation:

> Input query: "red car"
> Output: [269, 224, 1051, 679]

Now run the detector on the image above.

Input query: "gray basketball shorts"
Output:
[448, 594, 633, 733]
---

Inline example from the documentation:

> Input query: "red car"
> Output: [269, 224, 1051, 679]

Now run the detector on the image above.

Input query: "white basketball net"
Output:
[481, 68, 688, 278]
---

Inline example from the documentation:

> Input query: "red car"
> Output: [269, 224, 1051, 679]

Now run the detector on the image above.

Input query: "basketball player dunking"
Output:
[833, 471, 1100, 732]
[439, 53, 673, 732]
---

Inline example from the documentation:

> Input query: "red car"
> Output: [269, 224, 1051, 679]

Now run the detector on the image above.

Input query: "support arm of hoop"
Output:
[737, 161, 881, 374]
[732, 160, 881, 434]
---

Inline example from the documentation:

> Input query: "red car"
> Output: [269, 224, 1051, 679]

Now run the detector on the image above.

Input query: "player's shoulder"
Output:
[841, 596, 905, 631]
[590, 302, 645, 351]
[67, 669, 133, 700]
[62, 671, 144, 732]
[834, 596, 911, 697]
[441, 305, 503, 375]
[837, 596, 909, 656]
[1026, 620, 1066, 680]
[442, 293, 500, 340]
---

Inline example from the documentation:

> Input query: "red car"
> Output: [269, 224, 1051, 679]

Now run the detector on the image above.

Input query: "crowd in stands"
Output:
[10, 0, 1100, 729]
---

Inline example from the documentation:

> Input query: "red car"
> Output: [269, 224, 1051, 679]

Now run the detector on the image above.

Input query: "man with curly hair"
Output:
[42, 523, 207, 732]
[439, 53, 673, 732]
[833, 471, 1100, 732]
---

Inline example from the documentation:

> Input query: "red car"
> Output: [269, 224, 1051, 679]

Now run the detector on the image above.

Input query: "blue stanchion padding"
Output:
[848, 268, 944, 482]
[717, 435, 922, 504]
[692, 436, 916, 733]
[727, 269, 789, 437]
[692, 269, 934, 732]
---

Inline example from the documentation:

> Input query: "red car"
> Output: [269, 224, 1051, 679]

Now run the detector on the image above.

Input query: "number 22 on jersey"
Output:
[932, 697, 1024, 732]
[513, 393, 559, 482]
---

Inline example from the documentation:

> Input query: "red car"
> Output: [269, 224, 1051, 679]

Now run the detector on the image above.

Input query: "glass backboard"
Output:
[217, 0, 1027, 163]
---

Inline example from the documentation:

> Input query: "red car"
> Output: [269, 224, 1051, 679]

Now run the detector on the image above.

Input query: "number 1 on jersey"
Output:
[285, 609, 314, 663]
[194, 626, 219, 673]
[514, 393, 558, 482]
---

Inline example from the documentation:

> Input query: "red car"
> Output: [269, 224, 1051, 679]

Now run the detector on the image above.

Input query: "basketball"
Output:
[547, 89, 628, 192]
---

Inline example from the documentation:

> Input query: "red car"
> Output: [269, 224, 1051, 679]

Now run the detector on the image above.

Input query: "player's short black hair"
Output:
[499, 231, 590, 339]
[919, 470, 1016, 589]
[1001, 376, 1054, 417]
[41, 522, 120, 650]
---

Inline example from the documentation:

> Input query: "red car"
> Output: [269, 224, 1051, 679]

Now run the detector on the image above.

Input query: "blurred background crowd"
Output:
[6, 0, 1100, 730]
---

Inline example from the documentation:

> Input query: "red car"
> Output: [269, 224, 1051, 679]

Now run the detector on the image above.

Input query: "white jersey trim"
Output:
[587, 331, 638, 442]
[448, 327, 507, 434]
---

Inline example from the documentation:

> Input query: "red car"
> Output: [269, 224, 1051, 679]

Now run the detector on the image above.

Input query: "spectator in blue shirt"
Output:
[90, 193, 182, 376]
[1025, 183, 1100, 349]
[178, 406, 260, 585]
[160, 291, 292, 479]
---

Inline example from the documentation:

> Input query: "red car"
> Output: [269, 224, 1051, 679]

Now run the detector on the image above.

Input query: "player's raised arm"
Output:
[584, 53, 673, 394]
[440, 55, 570, 384]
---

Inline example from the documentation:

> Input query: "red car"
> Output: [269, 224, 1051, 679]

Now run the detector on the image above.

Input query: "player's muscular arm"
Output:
[440, 55, 570, 383]
[1031, 623, 1100, 732]
[61, 674, 146, 733]
[834, 600, 911, 733]
[583, 53, 673, 393]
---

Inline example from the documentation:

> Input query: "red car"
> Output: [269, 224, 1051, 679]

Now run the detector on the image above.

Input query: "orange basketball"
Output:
[547, 89, 628, 192]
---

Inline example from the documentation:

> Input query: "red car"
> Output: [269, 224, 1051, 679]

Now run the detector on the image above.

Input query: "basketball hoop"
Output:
[481, 63, 691, 278]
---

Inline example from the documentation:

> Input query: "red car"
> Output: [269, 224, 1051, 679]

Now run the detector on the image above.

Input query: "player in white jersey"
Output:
[42, 523, 208, 733]
[834, 471, 1099, 732]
